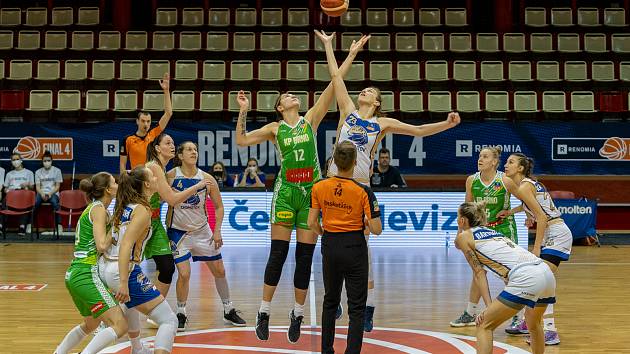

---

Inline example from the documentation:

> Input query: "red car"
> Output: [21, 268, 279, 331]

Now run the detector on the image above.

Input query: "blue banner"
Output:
[553, 198, 598, 239]
[1, 121, 629, 175]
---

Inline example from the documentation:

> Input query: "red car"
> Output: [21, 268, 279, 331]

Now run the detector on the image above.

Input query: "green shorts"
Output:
[491, 218, 518, 244]
[271, 180, 312, 230]
[65, 263, 117, 318]
[144, 219, 171, 259]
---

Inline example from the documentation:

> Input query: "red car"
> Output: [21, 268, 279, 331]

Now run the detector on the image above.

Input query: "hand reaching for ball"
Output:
[314, 30, 336, 46]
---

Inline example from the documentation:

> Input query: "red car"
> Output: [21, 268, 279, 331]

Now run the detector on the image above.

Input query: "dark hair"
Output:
[11, 152, 20, 159]
[112, 166, 151, 230]
[511, 153, 535, 178]
[459, 201, 488, 227]
[333, 141, 357, 172]
[146, 133, 170, 170]
[274, 92, 287, 121]
[246, 157, 261, 173]
[42, 150, 53, 160]
[79, 172, 112, 201]
[480, 146, 502, 170]
[378, 147, 390, 156]
[137, 111, 151, 119]
[172, 141, 197, 168]
[211, 161, 227, 181]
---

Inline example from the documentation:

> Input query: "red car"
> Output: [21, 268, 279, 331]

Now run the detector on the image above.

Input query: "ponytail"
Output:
[79, 172, 112, 201]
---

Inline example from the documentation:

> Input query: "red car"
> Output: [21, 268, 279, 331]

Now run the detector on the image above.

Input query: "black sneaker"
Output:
[335, 303, 343, 320]
[364, 306, 375, 332]
[287, 309, 303, 344]
[18, 225, 26, 236]
[177, 313, 187, 332]
[224, 308, 246, 327]
[255, 312, 270, 341]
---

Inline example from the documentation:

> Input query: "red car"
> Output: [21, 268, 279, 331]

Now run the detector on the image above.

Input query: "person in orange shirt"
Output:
[308, 141, 382, 354]
[119, 73, 173, 173]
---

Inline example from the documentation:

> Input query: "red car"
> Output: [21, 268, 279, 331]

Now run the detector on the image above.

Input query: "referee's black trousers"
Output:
[321, 231, 368, 354]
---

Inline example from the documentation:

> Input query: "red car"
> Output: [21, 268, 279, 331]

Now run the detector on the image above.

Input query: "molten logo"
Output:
[13, 136, 73, 160]
[101, 327, 529, 353]
[599, 137, 630, 160]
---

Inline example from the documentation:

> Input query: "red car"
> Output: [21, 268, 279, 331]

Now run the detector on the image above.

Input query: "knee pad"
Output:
[149, 301, 177, 352]
[154, 254, 176, 284]
[263, 240, 290, 286]
[294, 242, 315, 290]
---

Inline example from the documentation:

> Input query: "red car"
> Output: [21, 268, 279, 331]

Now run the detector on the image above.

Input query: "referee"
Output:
[309, 141, 382, 354]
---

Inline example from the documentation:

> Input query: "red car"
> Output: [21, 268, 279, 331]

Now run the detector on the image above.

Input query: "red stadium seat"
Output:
[549, 191, 576, 199]
[0, 90, 26, 110]
[0, 190, 36, 239]
[54, 190, 88, 239]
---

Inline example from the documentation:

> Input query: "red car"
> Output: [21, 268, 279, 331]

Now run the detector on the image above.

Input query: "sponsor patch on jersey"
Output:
[276, 211, 294, 219]
[373, 200, 380, 212]
[90, 302, 105, 314]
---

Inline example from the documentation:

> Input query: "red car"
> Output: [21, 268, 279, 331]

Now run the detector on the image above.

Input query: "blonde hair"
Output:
[480, 146, 502, 170]
[459, 201, 488, 227]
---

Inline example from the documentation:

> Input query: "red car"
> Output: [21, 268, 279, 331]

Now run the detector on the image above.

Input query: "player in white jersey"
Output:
[316, 29, 461, 330]
[166, 141, 246, 331]
[455, 201, 555, 354]
[500, 153, 572, 345]
[98, 166, 178, 354]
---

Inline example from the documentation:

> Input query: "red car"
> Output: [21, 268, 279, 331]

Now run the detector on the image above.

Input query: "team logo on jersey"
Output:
[347, 125, 368, 146]
[276, 211, 294, 219]
[184, 194, 201, 206]
[90, 302, 105, 314]
[493, 181, 502, 191]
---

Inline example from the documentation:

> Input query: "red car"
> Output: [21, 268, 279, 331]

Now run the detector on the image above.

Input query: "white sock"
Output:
[129, 334, 143, 353]
[223, 300, 234, 314]
[177, 301, 187, 315]
[366, 288, 375, 307]
[259, 300, 271, 314]
[55, 325, 87, 354]
[544, 317, 557, 331]
[82, 327, 117, 354]
[293, 302, 305, 318]
[517, 309, 525, 320]
[544, 303, 554, 316]
[466, 302, 480, 315]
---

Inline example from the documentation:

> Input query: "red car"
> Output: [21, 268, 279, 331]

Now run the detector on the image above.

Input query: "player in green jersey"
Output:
[450, 147, 521, 329]
[235, 36, 369, 344]
[55, 172, 129, 354]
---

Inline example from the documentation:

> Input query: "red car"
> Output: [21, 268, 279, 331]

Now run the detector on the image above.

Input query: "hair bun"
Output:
[79, 178, 93, 193]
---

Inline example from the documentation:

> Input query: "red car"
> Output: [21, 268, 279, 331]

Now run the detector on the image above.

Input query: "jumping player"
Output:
[501, 154, 572, 346]
[235, 35, 369, 343]
[455, 201, 555, 354]
[318, 29, 460, 331]
[167, 141, 246, 331]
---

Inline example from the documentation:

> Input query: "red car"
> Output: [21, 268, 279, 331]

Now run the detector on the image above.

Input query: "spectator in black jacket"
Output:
[370, 148, 406, 188]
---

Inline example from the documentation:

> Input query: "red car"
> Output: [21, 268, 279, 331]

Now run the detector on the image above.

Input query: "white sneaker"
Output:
[132, 343, 154, 354]
[57, 224, 64, 235]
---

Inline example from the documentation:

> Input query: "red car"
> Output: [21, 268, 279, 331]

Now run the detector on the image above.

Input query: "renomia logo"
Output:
[557, 205, 593, 215]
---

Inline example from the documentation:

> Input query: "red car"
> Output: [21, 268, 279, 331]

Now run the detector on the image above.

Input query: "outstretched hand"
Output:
[159, 72, 170, 91]
[314, 30, 336, 45]
[237, 90, 249, 110]
[349, 34, 371, 55]
[447, 112, 461, 127]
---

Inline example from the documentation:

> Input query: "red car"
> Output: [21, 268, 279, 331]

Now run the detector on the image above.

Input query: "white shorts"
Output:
[498, 261, 556, 309]
[167, 223, 222, 264]
[97, 257, 161, 308]
[541, 221, 572, 261]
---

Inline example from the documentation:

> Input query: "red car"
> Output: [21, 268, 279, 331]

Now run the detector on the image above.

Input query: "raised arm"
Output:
[380, 112, 460, 137]
[158, 73, 173, 130]
[148, 163, 207, 206]
[308, 31, 370, 130]
[234, 90, 276, 147]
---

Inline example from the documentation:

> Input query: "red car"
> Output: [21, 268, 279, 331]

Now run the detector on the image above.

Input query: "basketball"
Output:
[13, 136, 41, 160]
[320, 0, 349, 17]
[599, 137, 628, 160]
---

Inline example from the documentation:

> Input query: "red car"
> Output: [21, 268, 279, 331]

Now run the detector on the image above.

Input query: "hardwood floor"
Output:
[0, 243, 626, 353]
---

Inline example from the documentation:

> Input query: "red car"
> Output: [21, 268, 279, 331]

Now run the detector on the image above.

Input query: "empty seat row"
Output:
[13, 89, 619, 115]
[525, 7, 627, 27]
[157, 7, 310, 27]
[2, 30, 630, 53]
[0, 7, 99, 27]
[4, 58, 630, 83]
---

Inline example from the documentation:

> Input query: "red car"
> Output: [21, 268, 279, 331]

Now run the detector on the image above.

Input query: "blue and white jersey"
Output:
[328, 111, 382, 184]
[521, 178, 562, 221]
[167, 167, 208, 231]
[105, 204, 152, 264]
[470, 226, 539, 280]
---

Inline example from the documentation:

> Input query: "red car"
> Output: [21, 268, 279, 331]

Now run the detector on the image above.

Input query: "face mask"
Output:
[43, 161, 52, 169]
[11, 160, 22, 168]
